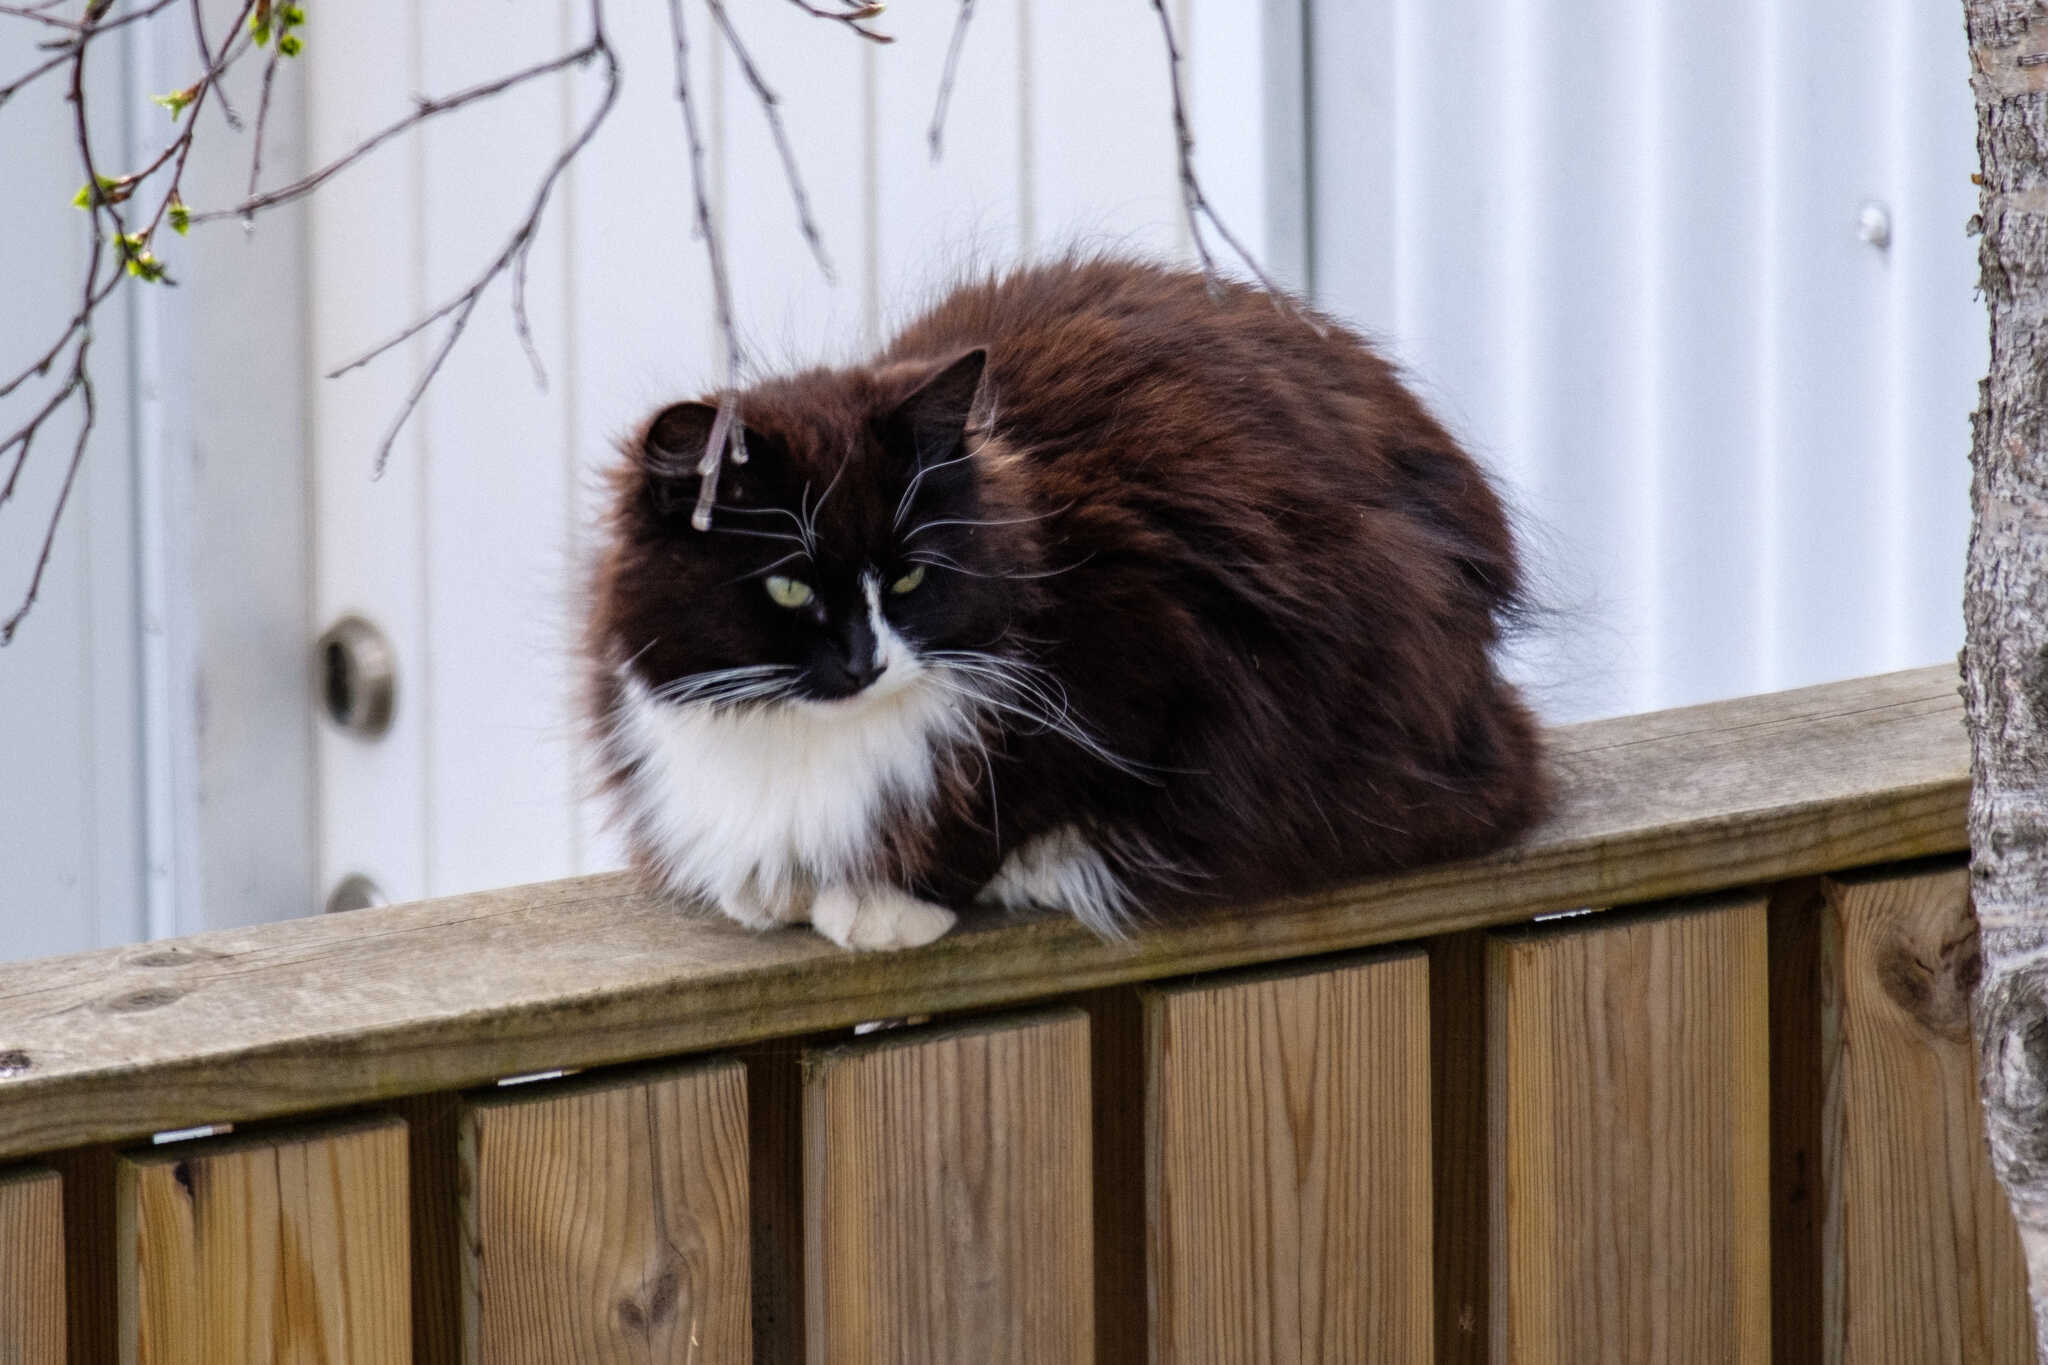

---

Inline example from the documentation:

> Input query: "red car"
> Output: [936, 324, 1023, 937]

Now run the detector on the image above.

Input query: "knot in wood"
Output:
[1876, 926, 1981, 1042]
[126, 945, 228, 968]
[1977, 966, 2048, 1188]
[0, 1048, 30, 1079]
[615, 1264, 682, 1335]
[99, 986, 185, 1014]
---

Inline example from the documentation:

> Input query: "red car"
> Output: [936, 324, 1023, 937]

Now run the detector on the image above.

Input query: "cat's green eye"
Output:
[764, 575, 814, 609]
[890, 564, 928, 595]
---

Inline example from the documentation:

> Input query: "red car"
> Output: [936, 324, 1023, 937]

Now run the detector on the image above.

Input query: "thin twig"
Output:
[3, 19, 105, 639]
[324, 1, 620, 476]
[782, 0, 892, 44]
[244, 35, 282, 198]
[188, 42, 598, 225]
[0, 0, 184, 108]
[185, 0, 240, 129]
[1145, 0, 1309, 323]
[666, 0, 746, 532]
[706, 0, 834, 281]
[927, 0, 973, 160]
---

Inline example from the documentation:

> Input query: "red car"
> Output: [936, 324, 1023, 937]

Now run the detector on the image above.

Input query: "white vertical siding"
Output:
[1, 19, 147, 958]
[1310, 0, 1984, 721]
[300, 1, 1253, 906]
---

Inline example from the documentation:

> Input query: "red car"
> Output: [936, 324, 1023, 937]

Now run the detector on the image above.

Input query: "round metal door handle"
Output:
[316, 615, 396, 737]
[324, 873, 389, 915]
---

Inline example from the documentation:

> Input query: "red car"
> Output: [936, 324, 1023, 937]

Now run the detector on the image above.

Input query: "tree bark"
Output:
[1966, 3, 2048, 1358]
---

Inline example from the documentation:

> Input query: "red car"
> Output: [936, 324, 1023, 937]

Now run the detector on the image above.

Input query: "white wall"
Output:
[1310, 0, 1983, 720]
[1, 3, 315, 960]
[1, 0, 1988, 948]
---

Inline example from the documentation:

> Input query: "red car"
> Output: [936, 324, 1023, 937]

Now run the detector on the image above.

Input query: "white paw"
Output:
[979, 824, 1131, 936]
[714, 869, 813, 931]
[810, 886, 958, 951]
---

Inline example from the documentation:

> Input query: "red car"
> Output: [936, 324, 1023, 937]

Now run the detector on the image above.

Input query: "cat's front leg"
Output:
[809, 885, 958, 951]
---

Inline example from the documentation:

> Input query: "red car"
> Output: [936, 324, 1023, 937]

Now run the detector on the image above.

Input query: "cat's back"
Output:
[879, 257, 1432, 462]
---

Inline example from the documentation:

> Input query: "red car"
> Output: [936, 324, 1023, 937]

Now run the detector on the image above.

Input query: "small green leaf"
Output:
[279, 4, 305, 25]
[151, 88, 194, 120]
[168, 202, 190, 236]
[74, 174, 132, 208]
[277, 33, 302, 56]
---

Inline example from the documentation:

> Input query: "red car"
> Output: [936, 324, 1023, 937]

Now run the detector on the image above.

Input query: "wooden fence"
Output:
[0, 664, 2029, 1362]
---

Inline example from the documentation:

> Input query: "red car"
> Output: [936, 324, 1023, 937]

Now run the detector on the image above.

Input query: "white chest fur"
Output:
[613, 666, 971, 925]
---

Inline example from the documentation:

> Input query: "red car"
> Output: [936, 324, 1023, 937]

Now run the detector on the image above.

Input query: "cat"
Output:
[585, 257, 1547, 951]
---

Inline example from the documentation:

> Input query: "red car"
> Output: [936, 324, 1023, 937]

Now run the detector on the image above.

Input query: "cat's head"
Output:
[592, 349, 1038, 711]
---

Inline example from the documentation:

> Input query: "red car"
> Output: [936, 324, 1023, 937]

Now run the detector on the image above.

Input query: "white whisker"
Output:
[893, 448, 978, 530]
[903, 502, 1071, 542]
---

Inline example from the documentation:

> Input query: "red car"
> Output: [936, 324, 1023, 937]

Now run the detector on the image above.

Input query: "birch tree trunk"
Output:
[1966, 3, 2048, 1357]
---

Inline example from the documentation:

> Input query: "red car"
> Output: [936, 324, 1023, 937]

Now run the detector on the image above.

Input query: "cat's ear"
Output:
[640, 401, 721, 476]
[637, 401, 720, 520]
[894, 349, 987, 458]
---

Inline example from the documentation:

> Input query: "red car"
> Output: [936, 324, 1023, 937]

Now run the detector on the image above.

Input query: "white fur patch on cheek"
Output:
[980, 824, 1131, 938]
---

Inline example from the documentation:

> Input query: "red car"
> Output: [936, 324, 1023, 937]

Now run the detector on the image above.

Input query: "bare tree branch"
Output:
[185, 0, 240, 130]
[706, 0, 834, 282]
[244, 34, 282, 197]
[783, 0, 892, 45]
[1145, 0, 1310, 326]
[0, 0, 182, 107]
[2, 13, 105, 643]
[322, 1, 622, 477]
[188, 42, 598, 226]
[665, 0, 745, 532]
[928, 0, 973, 161]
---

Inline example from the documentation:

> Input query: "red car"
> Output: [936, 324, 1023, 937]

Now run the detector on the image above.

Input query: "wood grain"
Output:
[1146, 952, 1432, 1363]
[804, 1011, 1093, 1364]
[117, 1116, 410, 1364]
[1489, 896, 1771, 1364]
[1825, 863, 2032, 1362]
[0, 665, 1965, 1161]
[0, 1165, 64, 1364]
[460, 1060, 750, 1364]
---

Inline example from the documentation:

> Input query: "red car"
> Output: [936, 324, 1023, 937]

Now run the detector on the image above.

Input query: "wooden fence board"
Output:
[460, 1061, 750, 1365]
[1827, 863, 2031, 1363]
[117, 1116, 409, 1364]
[804, 1010, 1093, 1364]
[1490, 897, 1770, 1364]
[1146, 952, 1432, 1364]
[0, 665, 1968, 1162]
[0, 1164, 64, 1364]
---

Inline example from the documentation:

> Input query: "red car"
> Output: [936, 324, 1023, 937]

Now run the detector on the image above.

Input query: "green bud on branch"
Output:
[151, 87, 197, 121]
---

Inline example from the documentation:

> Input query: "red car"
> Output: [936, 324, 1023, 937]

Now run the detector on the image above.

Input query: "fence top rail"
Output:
[0, 665, 1966, 1161]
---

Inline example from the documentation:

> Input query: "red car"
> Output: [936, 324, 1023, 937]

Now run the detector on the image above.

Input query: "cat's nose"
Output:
[823, 615, 884, 693]
[818, 650, 885, 695]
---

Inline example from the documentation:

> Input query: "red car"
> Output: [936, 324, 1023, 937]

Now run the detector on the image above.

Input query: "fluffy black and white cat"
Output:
[586, 258, 1547, 950]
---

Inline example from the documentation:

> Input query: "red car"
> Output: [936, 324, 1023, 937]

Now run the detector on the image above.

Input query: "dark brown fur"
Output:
[588, 257, 1547, 924]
